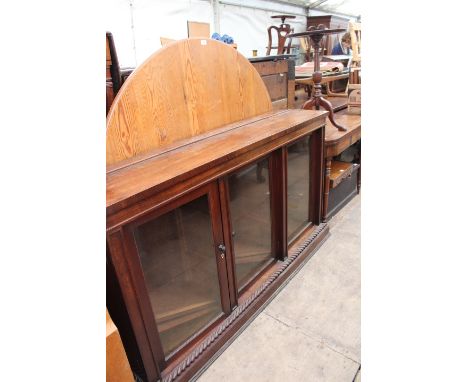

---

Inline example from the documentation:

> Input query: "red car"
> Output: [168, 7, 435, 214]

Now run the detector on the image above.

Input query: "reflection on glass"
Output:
[287, 136, 310, 240]
[229, 158, 272, 290]
[134, 196, 222, 356]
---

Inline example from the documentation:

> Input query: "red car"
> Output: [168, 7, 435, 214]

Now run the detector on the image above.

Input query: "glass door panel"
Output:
[134, 195, 223, 357]
[287, 136, 311, 241]
[228, 158, 273, 291]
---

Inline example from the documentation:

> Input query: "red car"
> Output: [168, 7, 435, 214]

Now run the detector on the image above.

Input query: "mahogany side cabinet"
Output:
[106, 39, 330, 382]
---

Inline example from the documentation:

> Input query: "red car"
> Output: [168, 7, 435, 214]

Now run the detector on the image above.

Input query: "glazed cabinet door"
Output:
[287, 136, 312, 241]
[286, 132, 323, 243]
[222, 155, 276, 294]
[125, 182, 231, 365]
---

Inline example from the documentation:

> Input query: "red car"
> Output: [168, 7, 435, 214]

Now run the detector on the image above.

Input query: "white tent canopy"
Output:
[106, 0, 359, 67]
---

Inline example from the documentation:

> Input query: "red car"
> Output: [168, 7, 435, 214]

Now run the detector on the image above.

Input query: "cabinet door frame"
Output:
[111, 181, 232, 372]
[285, 129, 324, 246]
[219, 153, 280, 298]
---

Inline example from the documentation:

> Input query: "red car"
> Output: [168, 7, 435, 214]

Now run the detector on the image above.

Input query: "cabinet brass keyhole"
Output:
[218, 244, 226, 259]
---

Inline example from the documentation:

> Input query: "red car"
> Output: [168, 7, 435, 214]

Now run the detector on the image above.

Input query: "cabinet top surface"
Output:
[107, 109, 327, 210]
[325, 111, 361, 144]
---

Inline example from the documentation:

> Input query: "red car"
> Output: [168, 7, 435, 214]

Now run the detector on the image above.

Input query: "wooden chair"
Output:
[266, 15, 295, 55]
[106, 32, 134, 115]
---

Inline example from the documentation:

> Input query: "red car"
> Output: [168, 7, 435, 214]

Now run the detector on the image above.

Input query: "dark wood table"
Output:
[289, 28, 347, 131]
[323, 110, 361, 221]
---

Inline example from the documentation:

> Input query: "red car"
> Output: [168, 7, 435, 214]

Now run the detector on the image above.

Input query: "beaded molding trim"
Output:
[162, 223, 327, 382]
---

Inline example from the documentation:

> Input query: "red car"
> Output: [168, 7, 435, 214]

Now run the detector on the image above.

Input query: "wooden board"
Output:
[250, 59, 288, 76]
[107, 38, 272, 165]
[324, 112, 361, 147]
[106, 109, 327, 210]
[106, 309, 134, 382]
[187, 21, 210, 38]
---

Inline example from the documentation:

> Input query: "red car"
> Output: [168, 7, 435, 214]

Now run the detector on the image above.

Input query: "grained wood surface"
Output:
[329, 161, 354, 188]
[106, 309, 134, 382]
[324, 111, 361, 158]
[107, 109, 327, 210]
[251, 59, 288, 76]
[106, 38, 272, 165]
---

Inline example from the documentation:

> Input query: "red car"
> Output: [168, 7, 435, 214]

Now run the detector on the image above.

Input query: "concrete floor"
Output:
[198, 195, 361, 382]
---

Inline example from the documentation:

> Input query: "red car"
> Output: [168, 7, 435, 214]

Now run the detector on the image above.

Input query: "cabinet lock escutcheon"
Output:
[218, 244, 226, 259]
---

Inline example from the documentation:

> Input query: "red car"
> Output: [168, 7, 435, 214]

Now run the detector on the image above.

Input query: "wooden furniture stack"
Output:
[106, 38, 330, 382]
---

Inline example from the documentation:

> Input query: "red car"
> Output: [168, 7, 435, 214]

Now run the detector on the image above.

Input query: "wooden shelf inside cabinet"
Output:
[329, 161, 359, 189]
[149, 284, 219, 333]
